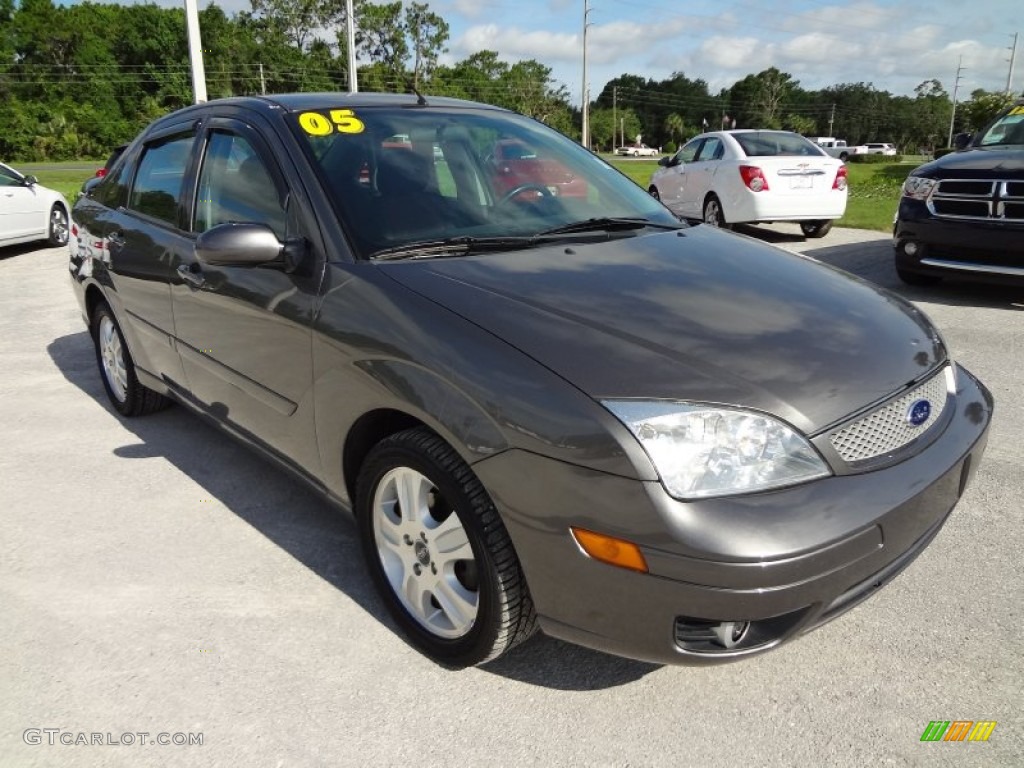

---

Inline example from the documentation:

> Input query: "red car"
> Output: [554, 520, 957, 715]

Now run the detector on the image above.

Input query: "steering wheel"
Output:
[496, 183, 555, 208]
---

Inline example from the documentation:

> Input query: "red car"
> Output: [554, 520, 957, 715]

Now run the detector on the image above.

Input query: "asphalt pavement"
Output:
[1, 228, 1020, 767]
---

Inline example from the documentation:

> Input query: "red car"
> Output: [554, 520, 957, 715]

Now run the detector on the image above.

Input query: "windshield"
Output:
[976, 105, 1024, 147]
[290, 105, 678, 258]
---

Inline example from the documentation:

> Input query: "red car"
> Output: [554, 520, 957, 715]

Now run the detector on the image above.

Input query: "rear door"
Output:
[170, 116, 325, 468]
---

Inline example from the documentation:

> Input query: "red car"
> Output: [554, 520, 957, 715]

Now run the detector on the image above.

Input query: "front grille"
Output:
[829, 367, 950, 463]
[929, 179, 1024, 222]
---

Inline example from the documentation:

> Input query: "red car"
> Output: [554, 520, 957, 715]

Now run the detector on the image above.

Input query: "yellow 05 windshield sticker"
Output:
[298, 109, 365, 136]
[1009, 105, 1024, 116]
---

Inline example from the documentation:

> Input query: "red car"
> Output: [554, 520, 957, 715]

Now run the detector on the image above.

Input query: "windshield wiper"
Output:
[537, 217, 684, 236]
[369, 236, 539, 261]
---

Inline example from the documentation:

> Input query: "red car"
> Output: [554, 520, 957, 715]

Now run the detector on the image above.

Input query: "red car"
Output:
[487, 139, 588, 199]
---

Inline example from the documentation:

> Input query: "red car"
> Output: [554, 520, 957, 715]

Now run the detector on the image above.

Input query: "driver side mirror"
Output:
[953, 132, 973, 150]
[195, 223, 284, 268]
[23, 174, 38, 186]
[658, 156, 673, 167]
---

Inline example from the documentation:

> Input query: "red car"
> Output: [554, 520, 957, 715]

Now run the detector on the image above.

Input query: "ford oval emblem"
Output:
[907, 399, 931, 427]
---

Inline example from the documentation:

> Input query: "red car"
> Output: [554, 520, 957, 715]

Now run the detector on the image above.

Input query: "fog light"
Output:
[903, 241, 919, 257]
[674, 618, 750, 650]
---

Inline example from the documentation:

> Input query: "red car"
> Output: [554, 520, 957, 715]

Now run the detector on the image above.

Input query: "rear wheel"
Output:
[356, 427, 537, 667]
[799, 219, 833, 238]
[703, 195, 730, 229]
[48, 204, 68, 247]
[91, 302, 170, 416]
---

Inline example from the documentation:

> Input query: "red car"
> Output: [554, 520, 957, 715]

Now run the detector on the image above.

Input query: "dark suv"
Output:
[894, 99, 1024, 286]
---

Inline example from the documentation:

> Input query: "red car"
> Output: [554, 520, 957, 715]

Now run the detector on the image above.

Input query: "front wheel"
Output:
[649, 186, 661, 201]
[356, 427, 537, 667]
[799, 220, 833, 238]
[91, 302, 170, 417]
[48, 204, 69, 247]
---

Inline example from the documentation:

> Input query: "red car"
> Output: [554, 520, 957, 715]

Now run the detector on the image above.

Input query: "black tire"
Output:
[356, 427, 537, 667]
[895, 265, 941, 286]
[91, 302, 170, 417]
[799, 219, 833, 238]
[839, 152, 849, 162]
[48, 204, 69, 247]
[703, 194, 731, 230]
[649, 186, 661, 201]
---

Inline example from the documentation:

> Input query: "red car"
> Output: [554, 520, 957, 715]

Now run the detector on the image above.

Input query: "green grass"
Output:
[605, 155, 919, 233]
[24, 156, 921, 233]
[25, 167, 96, 202]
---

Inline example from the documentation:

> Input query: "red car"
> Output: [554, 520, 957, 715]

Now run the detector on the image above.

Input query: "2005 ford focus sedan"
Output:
[69, 94, 992, 667]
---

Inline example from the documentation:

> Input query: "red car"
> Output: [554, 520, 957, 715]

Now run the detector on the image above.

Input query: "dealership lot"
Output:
[1, 231, 1020, 766]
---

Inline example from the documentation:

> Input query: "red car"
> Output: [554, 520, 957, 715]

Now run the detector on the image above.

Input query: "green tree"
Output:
[405, 2, 448, 90]
[961, 90, 1016, 132]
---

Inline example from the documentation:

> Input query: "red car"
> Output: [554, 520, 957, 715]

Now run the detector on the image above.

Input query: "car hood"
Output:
[380, 227, 945, 435]
[915, 146, 1024, 176]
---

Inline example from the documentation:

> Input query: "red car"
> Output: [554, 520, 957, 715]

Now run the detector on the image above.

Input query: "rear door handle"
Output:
[107, 230, 126, 249]
[176, 263, 206, 289]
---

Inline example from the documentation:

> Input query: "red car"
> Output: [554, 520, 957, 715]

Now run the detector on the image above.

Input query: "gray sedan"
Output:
[69, 93, 992, 667]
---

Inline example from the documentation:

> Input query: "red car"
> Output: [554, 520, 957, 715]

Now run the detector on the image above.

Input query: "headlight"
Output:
[902, 176, 937, 200]
[603, 401, 830, 500]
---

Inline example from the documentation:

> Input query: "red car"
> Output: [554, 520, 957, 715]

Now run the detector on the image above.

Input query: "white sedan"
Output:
[616, 143, 660, 157]
[648, 130, 847, 238]
[1, 162, 70, 249]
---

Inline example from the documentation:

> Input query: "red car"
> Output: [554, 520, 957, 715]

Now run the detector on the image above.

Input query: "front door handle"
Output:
[176, 263, 206, 289]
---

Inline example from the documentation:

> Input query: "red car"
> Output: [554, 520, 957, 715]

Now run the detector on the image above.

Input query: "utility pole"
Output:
[346, 0, 358, 92]
[828, 103, 835, 136]
[620, 117, 624, 149]
[948, 55, 965, 147]
[612, 86, 617, 151]
[581, 0, 591, 149]
[259, 62, 266, 95]
[1008, 33, 1019, 96]
[183, 0, 207, 103]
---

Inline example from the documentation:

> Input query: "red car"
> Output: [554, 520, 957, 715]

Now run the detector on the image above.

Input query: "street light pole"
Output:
[581, 0, 591, 149]
[346, 0, 358, 92]
[947, 55, 965, 147]
[183, 0, 207, 103]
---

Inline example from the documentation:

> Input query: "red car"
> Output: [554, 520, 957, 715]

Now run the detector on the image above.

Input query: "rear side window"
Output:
[129, 134, 195, 225]
[93, 155, 135, 210]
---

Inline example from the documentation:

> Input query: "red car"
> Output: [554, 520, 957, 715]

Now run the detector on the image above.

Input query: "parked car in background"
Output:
[486, 138, 588, 198]
[80, 144, 128, 197]
[0, 161, 69, 248]
[810, 137, 868, 161]
[864, 142, 897, 156]
[650, 130, 847, 237]
[894, 98, 1024, 286]
[69, 93, 991, 669]
[616, 143, 660, 157]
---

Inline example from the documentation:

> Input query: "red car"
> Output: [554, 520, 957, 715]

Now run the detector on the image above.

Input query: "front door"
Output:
[170, 118, 324, 469]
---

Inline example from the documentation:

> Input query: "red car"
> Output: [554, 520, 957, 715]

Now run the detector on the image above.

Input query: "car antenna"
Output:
[408, 82, 428, 106]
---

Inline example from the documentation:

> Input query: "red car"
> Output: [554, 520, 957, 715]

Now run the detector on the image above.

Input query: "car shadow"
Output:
[1, 242, 49, 261]
[47, 330, 660, 690]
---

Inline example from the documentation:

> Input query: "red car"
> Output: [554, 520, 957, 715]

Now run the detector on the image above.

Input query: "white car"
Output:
[616, 143, 660, 157]
[649, 130, 847, 238]
[0, 162, 70, 248]
[864, 142, 898, 156]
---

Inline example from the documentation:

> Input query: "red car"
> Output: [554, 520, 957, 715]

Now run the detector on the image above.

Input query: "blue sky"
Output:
[81, 0, 1024, 101]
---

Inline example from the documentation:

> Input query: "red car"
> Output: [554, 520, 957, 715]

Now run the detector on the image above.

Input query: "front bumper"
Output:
[473, 365, 992, 665]
[895, 198, 1024, 284]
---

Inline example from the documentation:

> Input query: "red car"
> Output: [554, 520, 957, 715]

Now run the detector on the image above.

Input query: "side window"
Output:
[93, 155, 135, 210]
[675, 139, 702, 164]
[194, 131, 286, 239]
[129, 134, 195, 225]
[696, 137, 723, 161]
